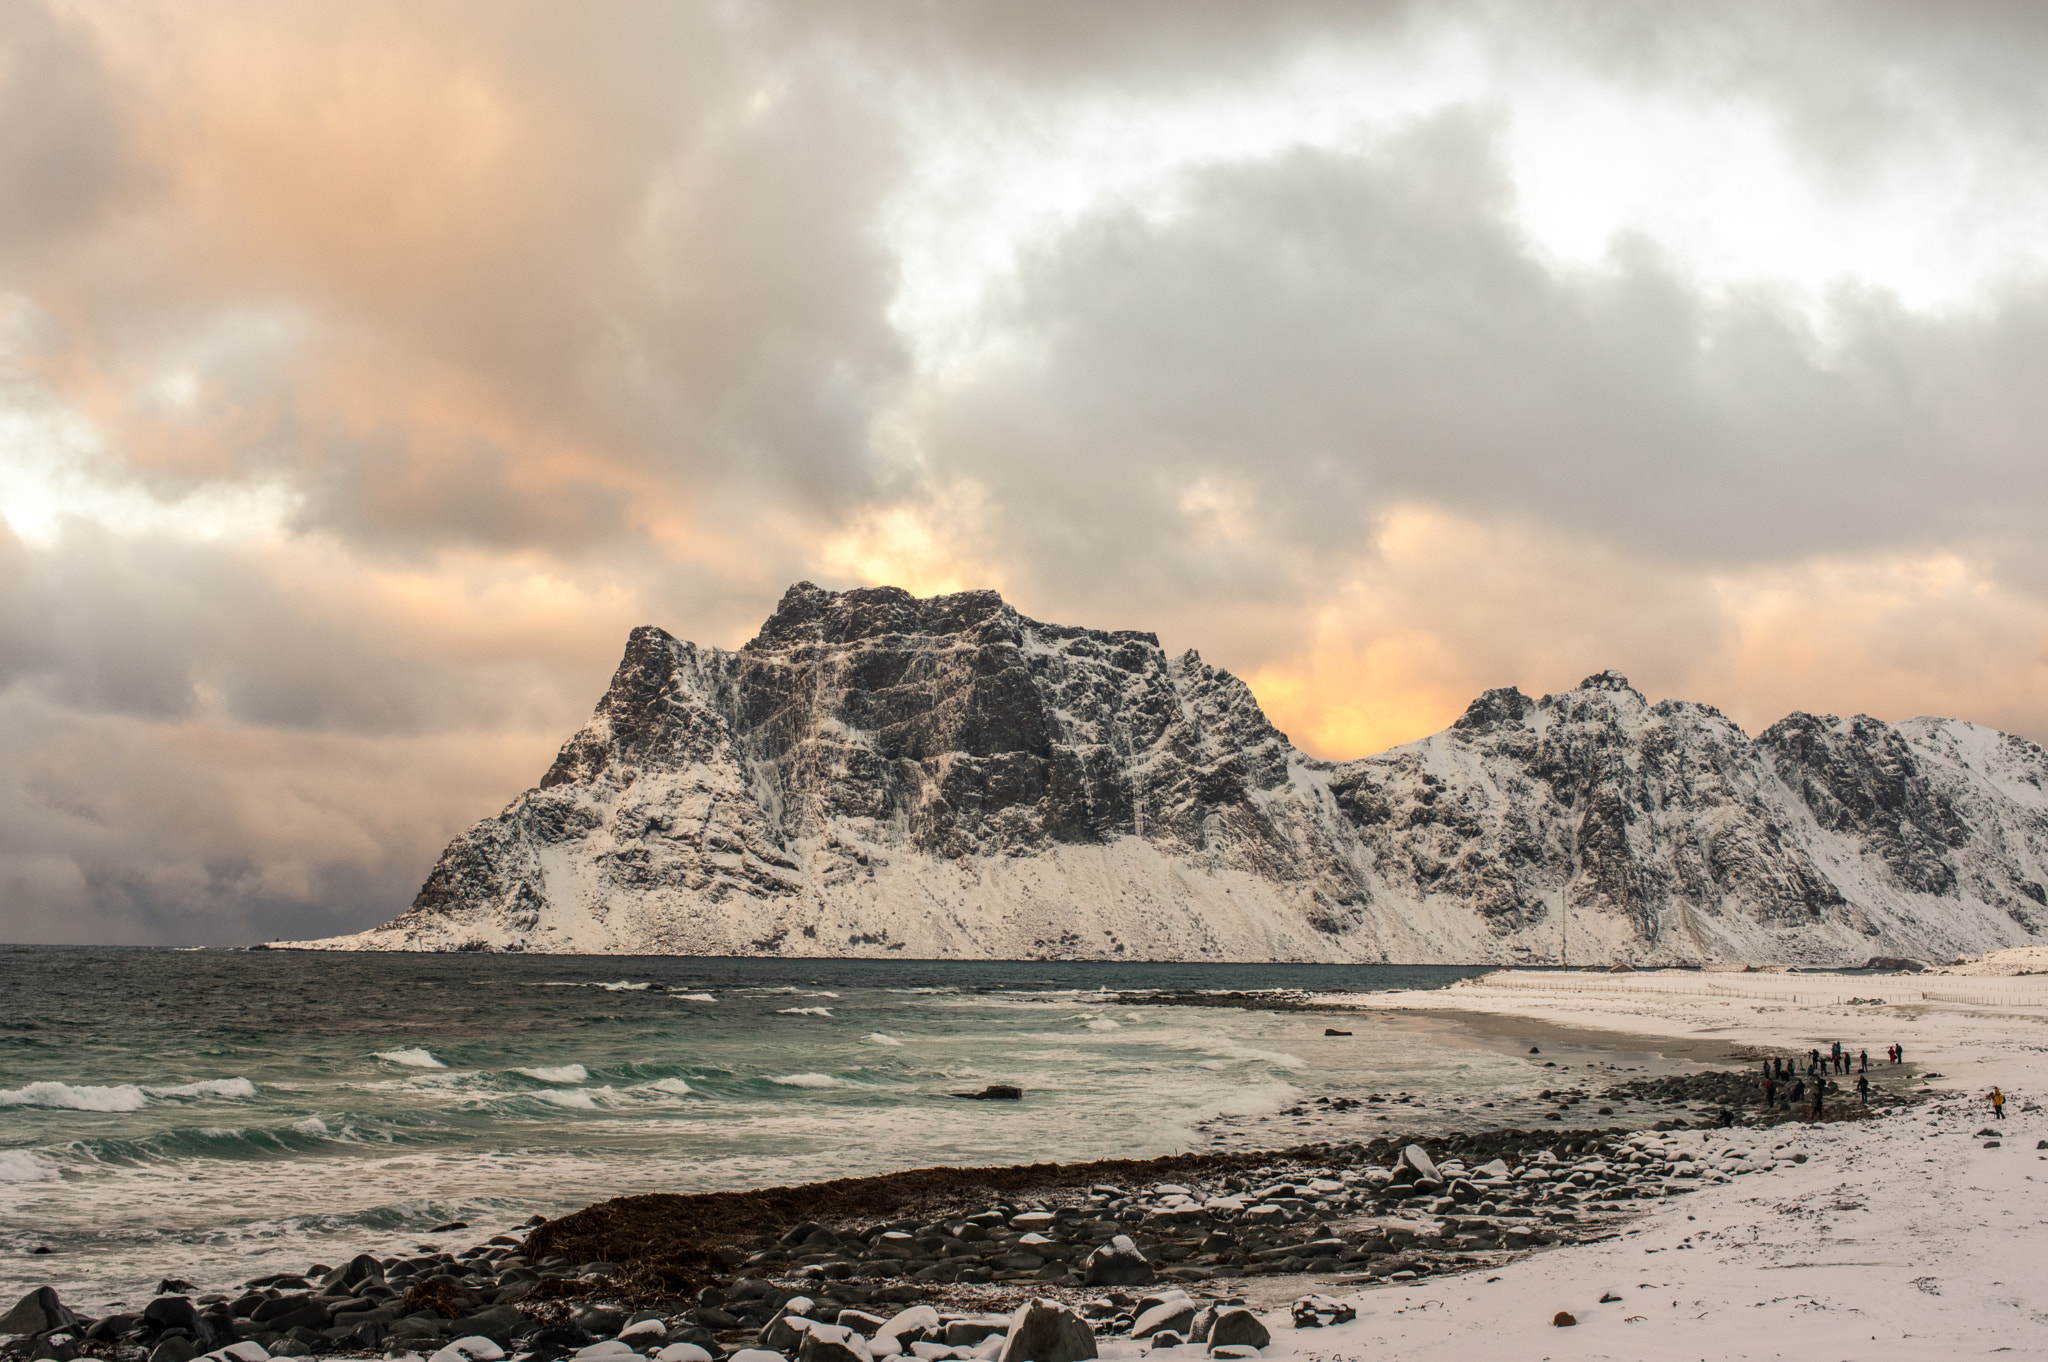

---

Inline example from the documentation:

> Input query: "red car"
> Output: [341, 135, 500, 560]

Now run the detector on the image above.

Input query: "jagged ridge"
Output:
[285, 583, 2048, 963]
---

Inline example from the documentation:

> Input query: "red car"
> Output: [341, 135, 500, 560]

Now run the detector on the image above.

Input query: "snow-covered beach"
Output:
[1205, 960, 2048, 1360]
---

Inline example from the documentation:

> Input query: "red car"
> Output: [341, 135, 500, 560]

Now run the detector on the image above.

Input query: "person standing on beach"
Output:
[1765, 1076, 1776, 1107]
[1860, 1050, 1869, 1072]
[1991, 1087, 2006, 1119]
[1812, 1082, 1825, 1119]
[1856, 1074, 1869, 1104]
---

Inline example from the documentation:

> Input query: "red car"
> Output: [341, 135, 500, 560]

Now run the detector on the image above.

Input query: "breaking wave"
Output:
[768, 1073, 850, 1088]
[0, 1150, 58, 1182]
[372, 1048, 446, 1069]
[0, 1077, 257, 1111]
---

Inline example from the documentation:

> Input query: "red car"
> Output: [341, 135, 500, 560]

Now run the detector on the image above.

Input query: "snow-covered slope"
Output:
[282, 583, 2048, 963]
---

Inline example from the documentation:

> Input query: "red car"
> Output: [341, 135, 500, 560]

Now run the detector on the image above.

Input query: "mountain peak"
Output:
[1577, 669, 1637, 693]
[747, 581, 1013, 650]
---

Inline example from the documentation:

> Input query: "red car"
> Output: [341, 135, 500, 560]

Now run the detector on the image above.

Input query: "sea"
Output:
[4, 949, 1596, 1309]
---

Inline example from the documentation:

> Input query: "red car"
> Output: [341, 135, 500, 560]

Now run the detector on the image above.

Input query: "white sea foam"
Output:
[374, 1048, 446, 1068]
[146, 1078, 259, 1100]
[536, 1088, 602, 1109]
[676, 993, 718, 1003]
[596, 981, 651, 992]
[646, 1078, 694, 1096]
[0, 1081, 149, 1111]
[1210, 1082, 1299, 1116]
[769, 1073, 848, 1088]
[515, 1065, 589, 1083]
[0, 1149, 58, 1182]
[864, 1033, 903, 1046]
[777, 1007, 833, 1017]
[1083, 1018, 1122, 1031]
[1204, 1044, 1304, 1069]
[291, 1117, 330, 1135]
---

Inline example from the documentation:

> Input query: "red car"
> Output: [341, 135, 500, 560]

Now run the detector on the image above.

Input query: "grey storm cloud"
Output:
[4, 1, 2048, 943]
[922, 116, 2048, 606]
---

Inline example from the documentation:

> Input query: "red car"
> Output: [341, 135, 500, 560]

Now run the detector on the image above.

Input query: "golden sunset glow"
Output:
[5, 2, 2047, 941]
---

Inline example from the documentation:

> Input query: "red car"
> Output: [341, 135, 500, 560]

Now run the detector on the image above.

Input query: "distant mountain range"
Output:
[283, 582, 2048, 963]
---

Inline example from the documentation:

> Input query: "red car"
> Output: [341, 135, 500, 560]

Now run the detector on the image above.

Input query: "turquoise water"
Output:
[0, 949, 1510, 1308]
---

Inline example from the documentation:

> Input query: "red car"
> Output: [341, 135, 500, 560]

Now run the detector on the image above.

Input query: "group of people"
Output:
[1758, 1040, 1895, 1118]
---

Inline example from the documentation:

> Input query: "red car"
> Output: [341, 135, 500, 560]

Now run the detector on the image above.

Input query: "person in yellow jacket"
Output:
[1990, 1086, 2006, 1120]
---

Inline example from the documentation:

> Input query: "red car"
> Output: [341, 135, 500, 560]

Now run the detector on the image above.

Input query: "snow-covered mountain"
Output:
[284, 583, 2048, 963]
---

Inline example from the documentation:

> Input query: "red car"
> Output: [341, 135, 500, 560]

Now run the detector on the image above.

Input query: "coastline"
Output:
[8, 965, 2041, 1361]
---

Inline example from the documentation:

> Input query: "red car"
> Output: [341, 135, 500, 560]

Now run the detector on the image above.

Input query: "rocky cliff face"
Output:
[289, 583, 2048, 963]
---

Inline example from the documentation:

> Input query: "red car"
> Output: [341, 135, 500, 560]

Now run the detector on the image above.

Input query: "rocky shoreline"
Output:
[1, 1066, 1925, 1362]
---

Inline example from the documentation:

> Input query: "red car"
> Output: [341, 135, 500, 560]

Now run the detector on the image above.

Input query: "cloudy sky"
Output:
[4, 2, 2047, 944]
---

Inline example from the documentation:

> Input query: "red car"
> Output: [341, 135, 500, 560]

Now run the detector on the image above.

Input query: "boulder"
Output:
[0, 1288, 77, 1337]
[996, 1300, 1095, 1362]
[334, 1322, 385, 1352]
[1081, 1236, 1153, 1287]
[950, 1087, 1023, 1101]
[796, 1324, 874, 1362]
[1863, 957, 1925, 973]
[873, 1306, 940, 1349]
[763, 1314, 821, 1353]
[328, 1255, 384, 1290]
[941, 1317, 1010, 1348]
[656, 1347, 714, 1362]
[143, 1297, 210, 1342]
[429, 1338, 507, 1362]
[1206, 1311, 1268, 1353]
[728, 1352, 788, 1362]
[452, 1306, 528, 1344]
[1131, 1298, 1195, 1340]
[1398, 1145, 1440, 1184]
[570, 1305, 628, 1336]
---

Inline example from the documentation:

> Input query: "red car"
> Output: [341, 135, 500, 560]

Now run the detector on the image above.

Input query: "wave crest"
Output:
[373, 1048, 446, 1069]
[768, 1073, 849, 1088]
[0, 1077, 256, 1111]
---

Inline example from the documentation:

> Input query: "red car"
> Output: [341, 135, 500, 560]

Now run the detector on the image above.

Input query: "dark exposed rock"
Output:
[997, 1299, 1096, 1362]
[0, 1288, 75, 1337]
[1082, 1236, 1154, 1287]
[141, 1298, 210, 1343]
[1206, 1310, 1269, 1352]
[307, 584, 2048, 964]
